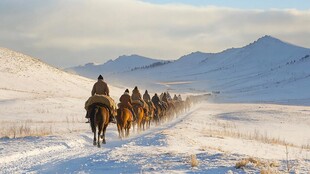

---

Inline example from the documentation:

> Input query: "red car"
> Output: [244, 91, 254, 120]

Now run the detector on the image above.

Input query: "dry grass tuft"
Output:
[190, 154, 199, 167]
[235, 159, 249, 169]
[260, 168, 271, 174]
[236, 157, 280, 171]
[6, 124, 52, 138]
[301, 144, 310, 150]
[269, 161, 280, 168]
[260, 167, 280, 174]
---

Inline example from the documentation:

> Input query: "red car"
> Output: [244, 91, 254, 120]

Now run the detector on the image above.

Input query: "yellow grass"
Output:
[190, 154, 199, 167]
[0, 118, 86, 138]
[236, 157, 281, 173]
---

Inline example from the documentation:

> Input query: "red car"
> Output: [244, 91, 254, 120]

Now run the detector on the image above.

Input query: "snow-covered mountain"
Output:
[78, 35, 310, 105]
[66, 54, 169, 79]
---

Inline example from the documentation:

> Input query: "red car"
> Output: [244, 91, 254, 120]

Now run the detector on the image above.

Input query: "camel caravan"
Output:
[84, 75, 199, 148]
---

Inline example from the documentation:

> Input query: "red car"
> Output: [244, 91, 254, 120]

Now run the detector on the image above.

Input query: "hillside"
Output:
[0, 48, 93, 99]
[0, 47, 124, 122]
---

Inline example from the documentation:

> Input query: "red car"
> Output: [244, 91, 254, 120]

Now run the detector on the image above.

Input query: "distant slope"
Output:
[66, 54, 166, 79]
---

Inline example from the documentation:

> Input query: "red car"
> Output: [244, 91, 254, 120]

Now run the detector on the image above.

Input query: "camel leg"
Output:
[125, 120, 129, 137]
[132, 123, 136, 133]
[125, 126, 128, 137]
[122, 129, 125, 139]
[126, 121, 131, 137]
[102, 124, 108, 144]
[97, 124, 102, 148]
[122, 121, 127, 138]
[93, 129, 97, 146]
[117, 124, 122, 139]
[120, 122, 124, 138]
[143, 119, 146, 131]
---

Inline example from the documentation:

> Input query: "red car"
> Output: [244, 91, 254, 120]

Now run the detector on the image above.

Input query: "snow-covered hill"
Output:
[0, 47, 92, 99]
[0, 47, 124, 125]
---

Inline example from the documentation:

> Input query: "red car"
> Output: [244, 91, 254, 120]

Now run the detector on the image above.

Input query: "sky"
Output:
[143, 0, 310, 10]
[0, 0, 310, 68]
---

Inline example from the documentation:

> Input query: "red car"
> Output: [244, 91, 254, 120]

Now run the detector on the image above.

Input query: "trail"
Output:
[0, 106, 197, 174]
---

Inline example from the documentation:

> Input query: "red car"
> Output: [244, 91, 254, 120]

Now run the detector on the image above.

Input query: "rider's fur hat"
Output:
[98, 75, 103, 80]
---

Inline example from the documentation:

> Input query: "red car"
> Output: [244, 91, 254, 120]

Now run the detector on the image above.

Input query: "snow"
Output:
[1, 36, 310, 173]
[1, 102, 309, 173]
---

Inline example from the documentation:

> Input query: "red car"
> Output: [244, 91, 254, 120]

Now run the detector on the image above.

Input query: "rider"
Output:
[178, 94, 183, 101]
[152, 93, 165, 111]
[143, 90, 151, 102]
[143, 90, 155, 116]
[87, 75, 116, 123]
[166, 91, 172, 101]
[131, 86, 142, 101]
[162, 92, 169, 103]
[131, 86, 148, 114]
[91, 75, 109, 96]
[152, 93, 160, 106]
[173, 94, 178, 101]
[119, 89, 136, 121]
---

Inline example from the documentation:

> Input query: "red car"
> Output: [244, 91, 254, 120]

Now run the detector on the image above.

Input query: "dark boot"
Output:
[131, 109, 136, 121]
[85, 111, 90, 123]
[85, 110, 90, 118]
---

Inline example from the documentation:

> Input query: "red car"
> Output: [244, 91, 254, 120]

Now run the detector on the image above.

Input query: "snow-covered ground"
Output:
[1, 45, 310, 173]
[1, 102, 309, 173]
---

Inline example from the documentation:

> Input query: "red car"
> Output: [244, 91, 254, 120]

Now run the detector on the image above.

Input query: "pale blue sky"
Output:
[143, 0, 310, 10]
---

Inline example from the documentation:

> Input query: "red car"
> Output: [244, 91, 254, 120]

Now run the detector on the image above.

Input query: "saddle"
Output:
[85, 95, 117, 116]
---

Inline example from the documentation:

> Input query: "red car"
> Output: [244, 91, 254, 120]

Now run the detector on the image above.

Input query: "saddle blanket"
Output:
[132, 99, 147, 108]
[85, 95, 117, 112]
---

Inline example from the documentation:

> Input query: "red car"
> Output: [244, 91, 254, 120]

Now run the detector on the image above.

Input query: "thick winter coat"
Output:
[152, 94, 160, 105]
[91, 79, 109, 96]
[131, 88, 142, 101]
[162, 93, 168, 103]
[143, 92, 151, 102]
[119, 92, 133, 109]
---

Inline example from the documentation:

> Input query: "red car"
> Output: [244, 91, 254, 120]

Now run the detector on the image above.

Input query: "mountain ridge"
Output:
[2, 35, 310, 104]
[92, 35, 310, 105]
[67, 35, 310, 77]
